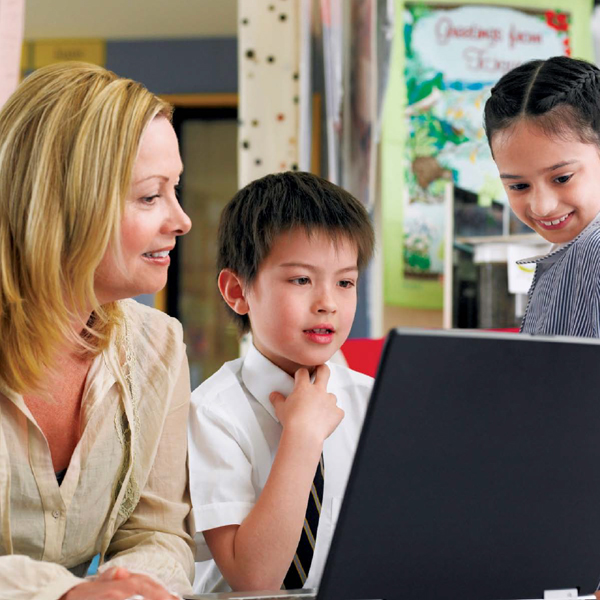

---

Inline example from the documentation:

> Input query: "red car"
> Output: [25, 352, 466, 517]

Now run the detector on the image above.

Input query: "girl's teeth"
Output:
[540, 213, 570, 226]
[144, 250, 169, 258]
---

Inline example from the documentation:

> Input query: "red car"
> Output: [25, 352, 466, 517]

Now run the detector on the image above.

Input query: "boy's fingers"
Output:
[269, 391, 285, 407]
[294, 367, 310, 386]
[313, 364, 331, 388]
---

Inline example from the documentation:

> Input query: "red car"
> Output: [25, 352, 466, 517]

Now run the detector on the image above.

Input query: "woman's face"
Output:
[94, 116, 191, 304]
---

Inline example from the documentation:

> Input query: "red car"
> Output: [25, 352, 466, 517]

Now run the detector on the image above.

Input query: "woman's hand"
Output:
[60, 566, 179, 600]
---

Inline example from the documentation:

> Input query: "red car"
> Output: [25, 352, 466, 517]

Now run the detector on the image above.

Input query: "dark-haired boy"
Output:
[188, 171, 375, 593]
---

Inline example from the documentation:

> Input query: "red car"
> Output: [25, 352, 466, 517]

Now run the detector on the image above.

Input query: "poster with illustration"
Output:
[382, 0, 592, 308]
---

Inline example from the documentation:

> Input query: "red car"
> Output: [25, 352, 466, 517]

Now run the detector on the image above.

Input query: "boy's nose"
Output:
[314, 289, 337, 314]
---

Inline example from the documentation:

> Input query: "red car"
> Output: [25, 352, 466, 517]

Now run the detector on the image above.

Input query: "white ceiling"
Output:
[24, 0, 238, 40]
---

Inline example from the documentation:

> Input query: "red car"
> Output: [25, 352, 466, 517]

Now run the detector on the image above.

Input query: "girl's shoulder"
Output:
[573, 221, 600, 255]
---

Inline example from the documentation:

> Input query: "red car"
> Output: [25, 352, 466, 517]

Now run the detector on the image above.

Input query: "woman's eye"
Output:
[554, 174, 573, 184]
[174, 185, 182, 200]
[291, 277, 310, 285]
[338, 280, 355, 289]
[142, 194, 160, 204]
[508, 183, 529, 192]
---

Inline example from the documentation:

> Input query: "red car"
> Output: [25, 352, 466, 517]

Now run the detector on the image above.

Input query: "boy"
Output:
[188, 171, 375, 592]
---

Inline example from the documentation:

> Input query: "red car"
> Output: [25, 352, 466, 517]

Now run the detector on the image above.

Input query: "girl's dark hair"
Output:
[217, 171, 375, 334]
[484, 56, 600, 150]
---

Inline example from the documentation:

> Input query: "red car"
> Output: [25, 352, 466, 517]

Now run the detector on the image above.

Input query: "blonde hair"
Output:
[0, 62, 172, 394]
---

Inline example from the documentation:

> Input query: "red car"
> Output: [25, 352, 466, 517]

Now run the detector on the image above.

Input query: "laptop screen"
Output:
[318, 329, 600, 600]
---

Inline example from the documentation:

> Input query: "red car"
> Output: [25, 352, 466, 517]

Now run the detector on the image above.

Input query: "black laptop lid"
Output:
[319, 329, 600, 600]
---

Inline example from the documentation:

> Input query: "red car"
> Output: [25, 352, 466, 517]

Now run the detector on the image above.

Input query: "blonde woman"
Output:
[0, 63, 193, 600]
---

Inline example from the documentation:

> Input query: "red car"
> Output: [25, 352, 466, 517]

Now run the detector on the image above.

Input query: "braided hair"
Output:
[484, 56, 600, 151]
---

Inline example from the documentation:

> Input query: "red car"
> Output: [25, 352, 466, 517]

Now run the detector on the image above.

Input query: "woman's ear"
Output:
[218, 269, 249, 315]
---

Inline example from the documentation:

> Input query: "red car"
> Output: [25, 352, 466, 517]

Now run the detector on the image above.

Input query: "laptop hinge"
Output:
[544, 589, 579, 599]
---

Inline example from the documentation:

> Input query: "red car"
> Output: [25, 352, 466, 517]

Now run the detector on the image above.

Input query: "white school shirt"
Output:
[188, 344, 373, 592]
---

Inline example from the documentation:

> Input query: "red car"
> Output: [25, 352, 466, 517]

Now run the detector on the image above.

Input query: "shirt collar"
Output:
[517, 211, 600, 265]
[241, 344, 296, 423]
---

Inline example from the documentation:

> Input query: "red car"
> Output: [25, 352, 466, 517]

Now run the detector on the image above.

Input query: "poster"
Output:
[382, 0, 592, 308]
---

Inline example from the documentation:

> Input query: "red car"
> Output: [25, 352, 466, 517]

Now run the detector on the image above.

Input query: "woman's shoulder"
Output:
[118, 298, 184, 355]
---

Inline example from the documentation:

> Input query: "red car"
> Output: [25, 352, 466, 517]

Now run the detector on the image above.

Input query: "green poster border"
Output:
[382, 0, 593, 307]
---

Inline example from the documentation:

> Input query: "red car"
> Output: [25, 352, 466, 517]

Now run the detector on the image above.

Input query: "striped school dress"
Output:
[517, 214, 600, 337]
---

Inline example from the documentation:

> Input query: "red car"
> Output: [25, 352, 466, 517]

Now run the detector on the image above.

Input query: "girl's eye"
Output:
[291, 277, 310, 286]
[554, 174, 573, 184]
[508, 183, 529, 192]
[338, 280, 355, 289]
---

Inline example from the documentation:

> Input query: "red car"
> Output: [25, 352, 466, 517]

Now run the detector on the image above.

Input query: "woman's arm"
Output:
[100, 354, 195, 596]
[0, 555, 83, 600]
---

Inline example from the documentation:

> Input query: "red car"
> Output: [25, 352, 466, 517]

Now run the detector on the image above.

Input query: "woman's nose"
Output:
[170, 200, 192, 236]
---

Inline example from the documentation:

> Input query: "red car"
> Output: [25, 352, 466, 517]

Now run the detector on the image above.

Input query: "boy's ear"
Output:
[218, 269, 249, 315]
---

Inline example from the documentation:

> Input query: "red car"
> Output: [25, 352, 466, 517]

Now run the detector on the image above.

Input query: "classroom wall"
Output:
[24, 0, 237, 39]
[22, 0, 372, 339]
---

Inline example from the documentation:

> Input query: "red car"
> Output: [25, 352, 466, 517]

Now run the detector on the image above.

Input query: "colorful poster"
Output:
[382, 0, 592, 308]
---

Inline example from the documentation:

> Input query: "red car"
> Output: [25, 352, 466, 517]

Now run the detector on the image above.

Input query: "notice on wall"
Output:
[381, 0, 591, 309]
[0, 0, 24, 109]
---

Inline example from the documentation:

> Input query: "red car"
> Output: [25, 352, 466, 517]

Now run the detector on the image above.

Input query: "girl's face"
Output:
[492, 120, 600, 244]
[94, 116, 192, 304]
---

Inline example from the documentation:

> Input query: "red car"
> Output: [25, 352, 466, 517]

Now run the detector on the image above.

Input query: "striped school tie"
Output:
[283, 454, 325, 589]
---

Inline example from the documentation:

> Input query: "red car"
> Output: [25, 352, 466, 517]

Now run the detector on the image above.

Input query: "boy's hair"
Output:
[484, 56, 600, 150]
[218, 171, 375, 333]
[0, 61, 171, 394]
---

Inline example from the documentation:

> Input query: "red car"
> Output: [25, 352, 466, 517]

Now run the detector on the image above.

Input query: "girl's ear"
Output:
[218, 269, 249, 315]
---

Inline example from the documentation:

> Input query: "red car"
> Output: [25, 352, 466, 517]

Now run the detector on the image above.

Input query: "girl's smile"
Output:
[492, 120, 600, 244]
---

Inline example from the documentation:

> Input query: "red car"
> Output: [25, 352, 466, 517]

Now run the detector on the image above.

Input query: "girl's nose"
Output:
[528, 187, 559, 218]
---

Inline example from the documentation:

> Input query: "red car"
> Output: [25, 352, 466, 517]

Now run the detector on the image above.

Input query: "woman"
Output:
[0, 62, 193, 600]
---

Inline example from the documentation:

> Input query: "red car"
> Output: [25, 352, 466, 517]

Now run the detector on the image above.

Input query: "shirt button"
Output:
[51, 510, 60, 519]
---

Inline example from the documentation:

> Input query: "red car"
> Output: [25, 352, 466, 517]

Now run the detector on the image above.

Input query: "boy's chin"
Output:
[292, 345, 345, 370]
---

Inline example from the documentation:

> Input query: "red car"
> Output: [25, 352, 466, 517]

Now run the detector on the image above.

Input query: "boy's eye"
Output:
[508, 183, 529, 192]
[338, 280, 355, 289]
[554, 174, 573, 184]
[291, 277, 310, 285]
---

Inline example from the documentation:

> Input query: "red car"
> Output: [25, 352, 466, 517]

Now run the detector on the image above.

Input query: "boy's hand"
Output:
[269, 364, 344, 443]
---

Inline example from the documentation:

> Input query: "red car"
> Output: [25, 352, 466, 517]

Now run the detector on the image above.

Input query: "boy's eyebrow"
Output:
[500, 160, 578, 179]
[279, 262, 358, 274]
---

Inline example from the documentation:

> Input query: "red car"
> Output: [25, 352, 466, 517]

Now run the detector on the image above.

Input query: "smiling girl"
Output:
[485, 56, 600, 337]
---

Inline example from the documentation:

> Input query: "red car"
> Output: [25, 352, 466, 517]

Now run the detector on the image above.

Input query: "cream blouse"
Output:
[0, 299, 194, 600]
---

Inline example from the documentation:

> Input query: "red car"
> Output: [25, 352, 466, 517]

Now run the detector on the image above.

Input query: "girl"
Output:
[485, 56, 600, 336]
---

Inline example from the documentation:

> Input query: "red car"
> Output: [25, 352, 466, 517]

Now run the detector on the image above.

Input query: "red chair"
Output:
[339, 337, 385, 378]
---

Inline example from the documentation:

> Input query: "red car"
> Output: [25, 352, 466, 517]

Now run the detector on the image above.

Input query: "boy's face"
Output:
[245, 228, 358, 376]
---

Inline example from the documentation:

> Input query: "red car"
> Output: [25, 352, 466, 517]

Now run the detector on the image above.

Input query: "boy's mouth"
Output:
[303, 325, 336, 344]
[304, 328, 335, 334]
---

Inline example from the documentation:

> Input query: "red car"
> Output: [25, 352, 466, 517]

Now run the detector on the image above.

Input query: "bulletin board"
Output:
[381, 0, 593, 308]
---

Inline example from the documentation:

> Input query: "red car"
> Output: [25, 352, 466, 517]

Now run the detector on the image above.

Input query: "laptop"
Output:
[188, 329, 600, 600]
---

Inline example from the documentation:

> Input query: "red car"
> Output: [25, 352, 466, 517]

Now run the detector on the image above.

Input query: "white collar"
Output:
[240, 344, 335, 423]
[518, 211, 600, 265]
[241, 344, 296, 423]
